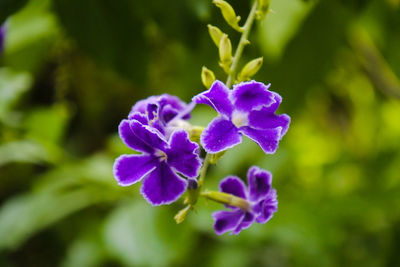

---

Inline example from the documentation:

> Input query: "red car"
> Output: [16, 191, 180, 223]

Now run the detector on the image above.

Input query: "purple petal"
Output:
[231, 81, 275, 112]
[266, 92, 283, 113]
[249, 107, 290, 137]
[146, 103, 159, 121]
[200, 117, 242, 153]
[213, 209, 244, 235]
[129, 96, 159, 115]
[255, 189, 278, 223]
[232, 212, 255, 234]
[219, 176, 247, 199]
[240, 126, 281, 154]
[160, 105, 179, 123]
[158, 94, 188, 113]
[247, 166, 272, 202]
[113, 154, 158, 186]
[140, 162, 187, 205]
[128, 120, 168, 152]
[119, 120, 153, 153]
[0, 24, 5, 55]
[192, 80, 233, 117]
[166, 130, 201, 178]
[127, 112, 148, 124]
[175, 101, 195, 121]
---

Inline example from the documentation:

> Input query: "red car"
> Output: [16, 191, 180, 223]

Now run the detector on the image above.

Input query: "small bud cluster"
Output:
[202, 0, 271, 89]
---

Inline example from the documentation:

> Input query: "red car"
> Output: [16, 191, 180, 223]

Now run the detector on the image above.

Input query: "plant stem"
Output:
[198, 153, 211, 186]
[226, 0, 259, 88]
[201, 190, 251, 211]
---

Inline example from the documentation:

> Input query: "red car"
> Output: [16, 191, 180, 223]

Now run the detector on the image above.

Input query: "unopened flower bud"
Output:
[213, 0, 243, 32]
[189, 125, 204, 143]
[201, 66, 216, 88]
[174, 205, 191, 224]
[256, 0, 271, 19]
[237, 57, 263, 82]
[219, 34, 232, 66]
[207, 24, 224, 47]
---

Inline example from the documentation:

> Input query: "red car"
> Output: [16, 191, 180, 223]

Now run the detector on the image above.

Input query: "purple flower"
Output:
[193, 80, 290, 154]
[213, 166, 278, 235]
[128, 94, 194, 137]
[113, 119, 201, 205]
[0, 24, 5, 55]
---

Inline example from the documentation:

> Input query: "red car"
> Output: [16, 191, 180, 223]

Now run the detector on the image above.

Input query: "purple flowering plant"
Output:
[113, 0, 290, 235]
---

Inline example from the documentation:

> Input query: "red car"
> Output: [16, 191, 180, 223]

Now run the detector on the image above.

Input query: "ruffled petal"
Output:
[240, 126, 281, 154]
[212, 209, 244, 235]
[192, 80, 233, 117]
[146, 103, 159, 121]
[266, 92, 282, 113]
[232, 212, 255, 235]
[129, 95, 159, 116]
[247, 166, 272, 202]
[255, 189, 278, 223]
[219, 176, 247, 199]
[126, 120, 168, 152]
[127, 112, 148, 125]
[113, 154, 158, 186]
[166, 130, 201, 178]
[140, 162, 187, 205]
[160, 104, 179, 123]
[231, 81, 275, 112]
[200, 117, 242, 153]
[119, 119, 153, 153]
[248, 107, 290, 137]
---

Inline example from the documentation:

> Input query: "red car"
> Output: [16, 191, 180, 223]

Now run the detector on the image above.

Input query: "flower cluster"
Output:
[213, 166, 278, 235]
[114, 95, 201, 205]
[193, 80, 290, 154]
[113, 80, 289, 234]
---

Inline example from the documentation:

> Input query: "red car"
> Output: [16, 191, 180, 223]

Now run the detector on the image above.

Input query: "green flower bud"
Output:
[219, 34, 232, 66]
[213, 0, 243, 32]
[189, 125, 204, 143]
[256, 0, 270, 19]
[174, 205, 191, 224]
[201, 66, 216, 88]
[207, 24, 224, 47]
[237, 57, 263, 82]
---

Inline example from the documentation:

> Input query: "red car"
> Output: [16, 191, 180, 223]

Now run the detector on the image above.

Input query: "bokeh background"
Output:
[1, 0, 400, 266]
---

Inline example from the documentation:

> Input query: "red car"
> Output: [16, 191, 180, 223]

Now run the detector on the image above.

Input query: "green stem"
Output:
[186, 153, 211, 206]
[201, 190, 251, 211]
[226, 0, 258, 88]
[198, 153, 211, 186]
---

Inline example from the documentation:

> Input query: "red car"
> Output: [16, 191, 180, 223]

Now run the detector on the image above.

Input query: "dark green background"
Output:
[1, 0, 400, 266]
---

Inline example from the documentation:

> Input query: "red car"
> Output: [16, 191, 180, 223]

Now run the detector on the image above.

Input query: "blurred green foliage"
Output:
[1, 0, 400, 266]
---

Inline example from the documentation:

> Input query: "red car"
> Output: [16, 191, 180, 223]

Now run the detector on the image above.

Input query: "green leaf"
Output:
[24, 103, 70, 145]
[0, 188, 98, 250]
[258, 0, 315, 60]
[4, 0, 59, 73]
[0, 68, 32, 124]
[0, 140, 49, 166]
[103, 201, 194, 267]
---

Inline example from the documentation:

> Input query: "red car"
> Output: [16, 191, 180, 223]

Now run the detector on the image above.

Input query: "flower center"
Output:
[231, 110, 249, 128]
[154, 150, 167, 161]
